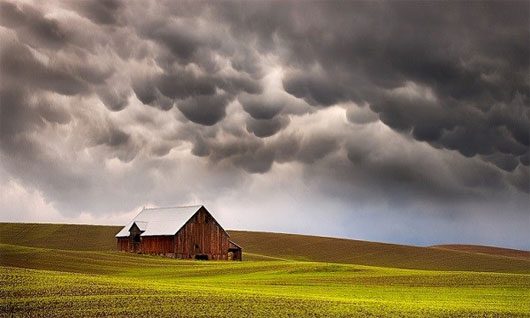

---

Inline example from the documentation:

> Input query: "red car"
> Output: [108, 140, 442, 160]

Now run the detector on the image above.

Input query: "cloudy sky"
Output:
[0, 0, 528, 249]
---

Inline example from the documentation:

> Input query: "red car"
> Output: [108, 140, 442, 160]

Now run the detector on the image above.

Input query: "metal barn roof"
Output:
[115, 205, 204, 237]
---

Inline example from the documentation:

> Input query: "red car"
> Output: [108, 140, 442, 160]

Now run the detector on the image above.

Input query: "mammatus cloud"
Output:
[0, 0, 528, 248]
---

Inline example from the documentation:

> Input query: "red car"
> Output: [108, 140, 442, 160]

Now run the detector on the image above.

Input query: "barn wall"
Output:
[228, 248, 242, 261]
[141, 236, 174, 256]
[175, 208, 230, 260]
[228, 241, 242, 261]
[117, 237, 129, 252]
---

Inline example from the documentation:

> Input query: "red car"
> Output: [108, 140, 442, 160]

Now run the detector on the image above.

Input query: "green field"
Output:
[1, 223, 529, 317]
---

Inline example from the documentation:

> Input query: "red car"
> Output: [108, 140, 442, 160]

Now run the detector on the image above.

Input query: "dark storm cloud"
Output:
[156, 71, 216, 100]
[0, 86, 41, 141]
[0, 0, 528, 247]
[283, 71, 349, 107]
[177, 94, 231, 126]
[0, 41, 90, 95]
[239, 94, 284, 120]
[296, 134, 341, 165]
[96, 85, 130, 111]
[346, 104, 378, 125]
[0, 84, 92, 208]
[344, 138, 504, 202]
[140, 17, 206, 63]
[246, 116, 289, 138]
[1, 0, 527, 180]
[213, 1, 529, 171]
[96, 126, 130, 147]
[131, 75, 174, 110]
[67, 0, 124, 26]
[0, 1, 68, 48]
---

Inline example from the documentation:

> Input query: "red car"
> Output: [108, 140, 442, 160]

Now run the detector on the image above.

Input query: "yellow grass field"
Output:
[1, 223, 529, 317]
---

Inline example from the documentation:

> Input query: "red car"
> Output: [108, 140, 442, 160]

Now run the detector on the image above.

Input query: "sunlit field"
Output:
[1, 223, 529, 317]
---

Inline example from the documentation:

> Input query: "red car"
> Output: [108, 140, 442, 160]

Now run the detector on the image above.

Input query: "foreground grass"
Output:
[1, 244, 530, 317]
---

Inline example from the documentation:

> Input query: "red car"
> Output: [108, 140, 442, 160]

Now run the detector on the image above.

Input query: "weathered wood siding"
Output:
[141, 236, 174, 256]
[174, 207, 230, 260]
[117, 237, 129, 252]
[228, 240, 242, 261]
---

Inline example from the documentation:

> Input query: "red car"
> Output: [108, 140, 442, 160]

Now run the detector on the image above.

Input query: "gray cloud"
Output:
[0, 0, 528, 249]
[216, 1, 530, 171]
[0, 41, 90, 95]
[0, 1, 69, 48]
[68, 0, 124, 26]
[177, 94, 231, 126]
[246, 116, 289, 138]
[239, 93, 284, 120]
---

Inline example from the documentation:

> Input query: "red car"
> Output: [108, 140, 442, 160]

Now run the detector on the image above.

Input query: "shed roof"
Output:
[115, 205, 204, 237]
[229, 240, 242, 249]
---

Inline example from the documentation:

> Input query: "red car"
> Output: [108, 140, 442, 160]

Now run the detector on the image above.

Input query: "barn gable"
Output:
[133, 221, 147, 231]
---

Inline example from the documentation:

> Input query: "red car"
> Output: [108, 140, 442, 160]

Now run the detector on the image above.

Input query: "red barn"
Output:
[115, 205, 242, 261]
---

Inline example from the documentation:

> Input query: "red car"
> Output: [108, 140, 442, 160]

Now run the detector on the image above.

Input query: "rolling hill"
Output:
[0, 222, 121, 251]
[1, 222, 530, 317]
[1, 222, 529, 273]
[432, 244, 530, 260]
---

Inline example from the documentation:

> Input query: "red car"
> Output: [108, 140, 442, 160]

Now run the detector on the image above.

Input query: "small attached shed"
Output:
[115, 205, 242, 260]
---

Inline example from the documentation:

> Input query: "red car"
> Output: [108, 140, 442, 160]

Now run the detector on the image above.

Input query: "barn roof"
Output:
[115, 205, 205, 237]
[133, 221, 148, 231]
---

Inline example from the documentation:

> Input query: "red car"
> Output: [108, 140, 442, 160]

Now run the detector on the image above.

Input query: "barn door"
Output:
[132, 234, 141, 253]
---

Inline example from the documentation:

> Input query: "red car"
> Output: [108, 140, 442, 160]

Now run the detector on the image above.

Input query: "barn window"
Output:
[133, 234, 141, 243]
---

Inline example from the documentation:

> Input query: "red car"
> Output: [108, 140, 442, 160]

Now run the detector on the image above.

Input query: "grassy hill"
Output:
[229, 231, 530, 273]
[0, 223, 121, 251]
[1, 222, 529, 317]
[432, 244, 530, 260]
[1, 222, 529, 273]
[0, 223, 530, 273]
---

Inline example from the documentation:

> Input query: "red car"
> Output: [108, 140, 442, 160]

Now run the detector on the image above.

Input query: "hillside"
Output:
[0, 222, 121, 251]
[228, 231, 530, 273]
[1, 222, 529, 273]
[432, 244, 530, 260]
